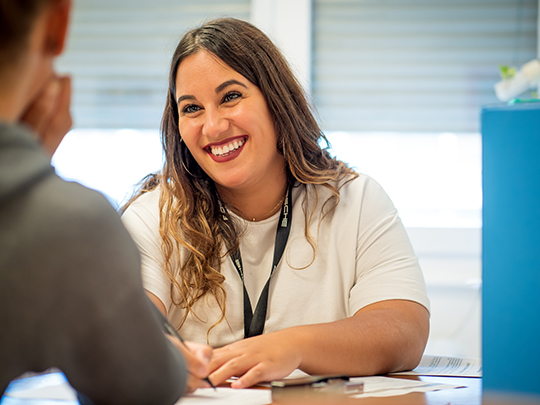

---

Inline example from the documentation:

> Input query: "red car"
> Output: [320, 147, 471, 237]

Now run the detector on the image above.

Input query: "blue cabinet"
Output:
[482, 102, 540, 397]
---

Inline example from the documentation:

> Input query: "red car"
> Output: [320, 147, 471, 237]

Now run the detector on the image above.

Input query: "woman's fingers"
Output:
[184, 374, 211, 394]
[165, 336, 213, 393]
[229, 363, 268, 389]
[209, 350, 257, 386]
[184, 341, 213, 379]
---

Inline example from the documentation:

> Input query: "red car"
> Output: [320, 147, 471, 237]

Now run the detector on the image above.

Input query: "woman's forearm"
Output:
[291, 299, 430, 376]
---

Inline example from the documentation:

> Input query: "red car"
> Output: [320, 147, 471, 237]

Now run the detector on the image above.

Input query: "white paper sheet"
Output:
[6, 381, 78, 401]
[389, 355, 482, 377]
[176, 388, 271, 405]
[349, 376, 464, 398]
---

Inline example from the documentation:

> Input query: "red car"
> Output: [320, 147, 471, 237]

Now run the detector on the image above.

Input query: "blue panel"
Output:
[482, 102, 540, 396]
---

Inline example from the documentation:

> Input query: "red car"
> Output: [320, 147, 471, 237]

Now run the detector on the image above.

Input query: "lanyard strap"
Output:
[227, 185, 293, 338]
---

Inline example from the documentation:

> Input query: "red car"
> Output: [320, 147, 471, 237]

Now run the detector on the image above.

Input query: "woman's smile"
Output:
[205, 136, 247, 161]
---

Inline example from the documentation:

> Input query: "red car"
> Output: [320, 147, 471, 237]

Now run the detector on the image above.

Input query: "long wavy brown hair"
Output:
[124, 18, 357, 336]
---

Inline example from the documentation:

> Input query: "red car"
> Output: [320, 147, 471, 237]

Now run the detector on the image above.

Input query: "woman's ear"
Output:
[44, 0, 71, 56]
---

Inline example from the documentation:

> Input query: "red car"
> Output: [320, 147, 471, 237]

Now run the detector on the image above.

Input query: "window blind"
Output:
[312, 0, 538, 133]
[57, 0, 250, 129]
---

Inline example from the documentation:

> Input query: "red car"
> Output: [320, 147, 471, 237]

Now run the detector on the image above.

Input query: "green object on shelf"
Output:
[499, 65, 517, 80]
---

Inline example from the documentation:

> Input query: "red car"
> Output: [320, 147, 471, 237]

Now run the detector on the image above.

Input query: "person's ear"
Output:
[44, 0, 71, 56]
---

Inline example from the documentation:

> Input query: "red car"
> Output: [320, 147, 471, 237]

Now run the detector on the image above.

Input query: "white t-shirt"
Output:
[122, 174, 430, 347]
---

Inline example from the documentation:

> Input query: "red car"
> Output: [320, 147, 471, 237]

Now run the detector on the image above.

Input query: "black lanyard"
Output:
[220, 185, 293, 338]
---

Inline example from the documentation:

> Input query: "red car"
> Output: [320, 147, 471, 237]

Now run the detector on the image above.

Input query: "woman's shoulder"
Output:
[339, 172, 394, 207]
[121, 187, 162, 227]
[340, 172, 385, 194]
[300, 172, 394, 216]
[124, 187, 161, 212]
[304, 172, 379, 197]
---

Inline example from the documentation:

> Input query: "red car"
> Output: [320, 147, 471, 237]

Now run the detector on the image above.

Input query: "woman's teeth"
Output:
[210, 138, 245, 157]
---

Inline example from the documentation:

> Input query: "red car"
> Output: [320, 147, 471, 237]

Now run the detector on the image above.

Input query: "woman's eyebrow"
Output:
[215, 79, 248, 94]
[177, 94, 195, 104]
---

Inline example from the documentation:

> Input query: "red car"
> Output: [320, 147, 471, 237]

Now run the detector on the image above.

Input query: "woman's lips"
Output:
[205, 136, 247, 162]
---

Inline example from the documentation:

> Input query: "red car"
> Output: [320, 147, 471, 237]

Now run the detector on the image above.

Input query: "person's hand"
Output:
[209, 329, 303, 388]
[20, 74, 72, 157]
[166, 336, 213, 393]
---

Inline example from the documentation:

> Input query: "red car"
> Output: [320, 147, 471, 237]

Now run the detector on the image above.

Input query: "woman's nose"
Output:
[202, 108, 230, 138]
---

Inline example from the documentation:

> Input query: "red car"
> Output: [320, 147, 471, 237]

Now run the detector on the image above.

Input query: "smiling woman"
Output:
[175, 50, 286, 206]
[121, 17, 430, 390]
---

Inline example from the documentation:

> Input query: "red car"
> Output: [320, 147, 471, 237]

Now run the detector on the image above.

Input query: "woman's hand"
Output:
[166, 337, 213, 393]
[20, 74, 72, 157]
[208, 329, 303, 388]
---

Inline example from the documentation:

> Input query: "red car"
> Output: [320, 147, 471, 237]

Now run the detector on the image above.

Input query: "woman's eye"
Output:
[181, 104, 201, 115]
[222, 91, 241, 103]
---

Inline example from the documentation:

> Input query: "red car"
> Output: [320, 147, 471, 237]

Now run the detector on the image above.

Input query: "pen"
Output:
[163, 321, 217, 390]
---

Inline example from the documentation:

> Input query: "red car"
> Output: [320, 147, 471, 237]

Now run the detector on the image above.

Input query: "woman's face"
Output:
[174, 50, 285, 194]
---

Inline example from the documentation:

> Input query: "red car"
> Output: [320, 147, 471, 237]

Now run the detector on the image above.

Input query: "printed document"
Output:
[390, 355, 482, 377]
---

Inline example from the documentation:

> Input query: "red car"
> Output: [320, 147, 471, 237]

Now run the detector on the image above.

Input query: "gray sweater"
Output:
[0, 123, 187, 404]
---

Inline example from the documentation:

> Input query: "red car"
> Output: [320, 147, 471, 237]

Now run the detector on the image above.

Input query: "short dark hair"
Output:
[0, 0, 53, 67]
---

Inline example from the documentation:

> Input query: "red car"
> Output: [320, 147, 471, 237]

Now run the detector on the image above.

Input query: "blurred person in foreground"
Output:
[0, 0, 212, 403]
